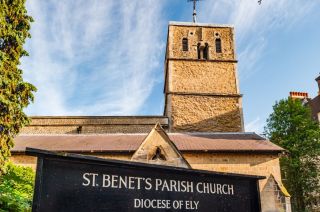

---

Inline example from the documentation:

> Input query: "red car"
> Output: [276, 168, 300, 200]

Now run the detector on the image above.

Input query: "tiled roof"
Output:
[12, 133, 284, 154]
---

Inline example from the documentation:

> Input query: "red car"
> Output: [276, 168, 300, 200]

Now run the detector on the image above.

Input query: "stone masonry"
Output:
[21, 116, 169, 134]
[164, 22, 243, 132]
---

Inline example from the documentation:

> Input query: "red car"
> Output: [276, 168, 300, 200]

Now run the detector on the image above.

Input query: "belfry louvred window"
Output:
[215, 38, 222, 53]
[197, 43, 209, 60]
[182, 38, 188, 51]
[203, 43, 209, 60]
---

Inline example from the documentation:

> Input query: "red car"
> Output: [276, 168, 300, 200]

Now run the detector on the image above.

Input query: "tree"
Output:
[0, 162, 35, 211]
[0, 0, 36, 173]
[265, 98, 320, 211]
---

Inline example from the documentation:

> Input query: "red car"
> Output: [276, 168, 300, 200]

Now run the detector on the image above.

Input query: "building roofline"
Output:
[17, 132, 265, 137]
[169, 21, 234, 28]
[28, 115, 168, 119]
[12, 149, 283, 154]
[12, 133, 284, 154]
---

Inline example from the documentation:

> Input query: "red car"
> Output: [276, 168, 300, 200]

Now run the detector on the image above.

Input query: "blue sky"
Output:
[21, 0, 320, 133]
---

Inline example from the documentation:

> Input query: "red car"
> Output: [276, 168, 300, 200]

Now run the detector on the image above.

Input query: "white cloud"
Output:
[245, 117, 264, 133]
[238, 37, 266, 80]
[21, 0, 165, 115]
[199, 0, 318, 79]
[84, 1, 165, 115]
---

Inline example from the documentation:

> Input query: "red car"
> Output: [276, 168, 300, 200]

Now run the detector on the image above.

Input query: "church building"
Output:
[11, 21, 291, 211]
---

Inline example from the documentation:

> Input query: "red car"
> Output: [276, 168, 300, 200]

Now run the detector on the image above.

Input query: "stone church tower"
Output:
[164, 22, 244, 132]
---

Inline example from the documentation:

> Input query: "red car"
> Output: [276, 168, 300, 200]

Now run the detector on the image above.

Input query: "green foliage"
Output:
[0, 162, 35, 211]
[265, 98, 320, 211]
[0, 0, 36, 172]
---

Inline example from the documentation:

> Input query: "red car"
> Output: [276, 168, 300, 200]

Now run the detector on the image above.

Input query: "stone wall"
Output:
[183, 153, 281, 191]
[168, 60, 237, 94]
[167, 24, 235, 60]
[260, 176, 289, 212]
[166, 94, 242, 132]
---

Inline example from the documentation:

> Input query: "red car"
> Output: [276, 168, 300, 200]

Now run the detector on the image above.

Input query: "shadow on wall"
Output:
[171, 109, 243, 132]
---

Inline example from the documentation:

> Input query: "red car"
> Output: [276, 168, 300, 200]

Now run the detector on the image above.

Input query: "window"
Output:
[151, 147, 166, 161]
[197, 43, 201, 59]
[215, 38, 222, 53]
[182, 38, 188, 51]
[77, 126, 82, 134]
[197, 43, 209, 60]
[203, 43, 209, 60]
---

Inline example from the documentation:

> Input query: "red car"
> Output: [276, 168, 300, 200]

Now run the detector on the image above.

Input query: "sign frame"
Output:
[27, 147, 265, 212]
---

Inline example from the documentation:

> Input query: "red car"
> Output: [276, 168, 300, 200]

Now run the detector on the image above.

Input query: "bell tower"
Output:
[164, 22, 244, 132]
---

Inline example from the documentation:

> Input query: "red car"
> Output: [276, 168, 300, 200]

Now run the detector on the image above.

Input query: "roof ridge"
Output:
[18, 133, 149, 136]
[18, 132, 265, 137]
[169, 132, 257, 135]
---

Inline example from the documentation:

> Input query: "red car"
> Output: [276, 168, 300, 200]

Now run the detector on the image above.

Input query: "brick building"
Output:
[11, 22, 291, 211]
[309, 76, 320, 122]
[289, 75, 320, 123]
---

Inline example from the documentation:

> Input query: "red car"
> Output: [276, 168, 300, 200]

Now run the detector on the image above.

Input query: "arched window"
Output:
[182, 38, 188, 51]
[215, 38, 222, 53]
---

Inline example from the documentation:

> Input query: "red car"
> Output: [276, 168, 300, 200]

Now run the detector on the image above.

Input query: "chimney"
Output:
[289, 91, 309, 100]
[315, 75, 320, 96]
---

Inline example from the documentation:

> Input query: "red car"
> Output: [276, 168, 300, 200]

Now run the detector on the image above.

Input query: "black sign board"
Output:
[27, 148, 264, 212]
